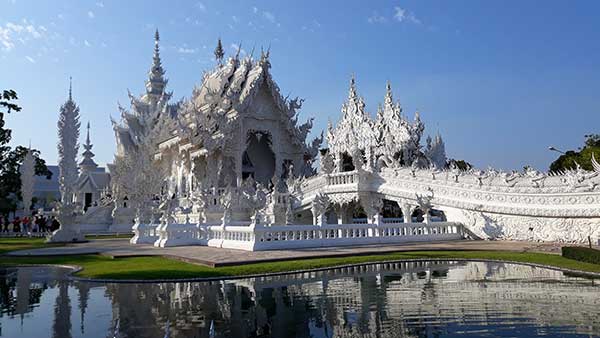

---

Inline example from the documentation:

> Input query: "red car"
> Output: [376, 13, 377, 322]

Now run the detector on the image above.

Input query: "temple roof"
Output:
[79, 122, 98, 172]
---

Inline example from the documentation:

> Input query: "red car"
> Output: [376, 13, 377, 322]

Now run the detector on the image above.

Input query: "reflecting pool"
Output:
[0, 260, 599, 337]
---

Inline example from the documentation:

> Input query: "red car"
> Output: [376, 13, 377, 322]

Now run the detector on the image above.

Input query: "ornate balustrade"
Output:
[327, 171, 359, 186]
[250, 222, 463, 250]
[144, 221, 464, 250]
[130, 222, 160, 244]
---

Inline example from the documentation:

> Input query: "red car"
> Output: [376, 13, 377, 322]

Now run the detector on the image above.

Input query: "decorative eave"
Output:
[189, 147, 208, 159]
[157, 135, 180, 150]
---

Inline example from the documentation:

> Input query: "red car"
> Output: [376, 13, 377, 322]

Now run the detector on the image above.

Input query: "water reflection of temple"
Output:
[1, 262, 600, 338]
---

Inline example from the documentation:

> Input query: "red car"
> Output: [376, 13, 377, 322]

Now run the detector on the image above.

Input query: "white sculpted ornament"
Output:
[49, 81, 85, 243]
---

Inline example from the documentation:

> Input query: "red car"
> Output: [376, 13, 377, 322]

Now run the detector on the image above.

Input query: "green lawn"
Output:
[0, 237, 62, 254]
[1, 249, 600, 280]
[0, 237, 599, 280]
[0, 234, 131, 255]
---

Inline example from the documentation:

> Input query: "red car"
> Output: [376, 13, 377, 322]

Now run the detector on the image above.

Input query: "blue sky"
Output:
[2, 0, 600, 170]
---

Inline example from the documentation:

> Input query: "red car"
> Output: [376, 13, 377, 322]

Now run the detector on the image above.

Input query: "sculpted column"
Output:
[334, 204, 350, 224]
[398, 199, 416, 223]
[236, 122, 244, 187]
[311, 193, 330, 226]
[360, 194, 383, 225]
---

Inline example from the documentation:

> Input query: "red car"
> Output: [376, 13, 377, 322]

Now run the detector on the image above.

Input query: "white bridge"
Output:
[131, 158, 600, 250]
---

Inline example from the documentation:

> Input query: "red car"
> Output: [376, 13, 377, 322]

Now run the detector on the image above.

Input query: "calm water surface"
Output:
[0, 261, 598, 338]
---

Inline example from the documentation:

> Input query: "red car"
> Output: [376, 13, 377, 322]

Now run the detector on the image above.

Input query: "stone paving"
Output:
[6, 239, 571, 267]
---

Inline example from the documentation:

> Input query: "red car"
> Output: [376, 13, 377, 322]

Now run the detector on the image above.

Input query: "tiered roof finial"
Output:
[384, 80, 393, 105]
[68, 76, 73, 101]
[348, 74, 357, 100]
[85, 121, 91, 146]
[145, 29, 167, 101]
[79, 121, 98, 172]
[214, 38, 224, 64]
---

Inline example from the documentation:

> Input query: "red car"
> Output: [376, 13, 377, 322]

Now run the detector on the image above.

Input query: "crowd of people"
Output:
[0, 214, 60, 236]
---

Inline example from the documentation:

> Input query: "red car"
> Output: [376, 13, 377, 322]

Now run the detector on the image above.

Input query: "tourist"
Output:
[32, 216, 40, 233]
[39, 215, 48, 233]
[50, 216, 60, 232]
[12, 217, 21, 234]
[1, 217, 9, 233]
[21, 216, 31, 236]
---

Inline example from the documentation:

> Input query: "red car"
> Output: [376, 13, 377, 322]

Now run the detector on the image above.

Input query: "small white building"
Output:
[74, 123, 111, 211]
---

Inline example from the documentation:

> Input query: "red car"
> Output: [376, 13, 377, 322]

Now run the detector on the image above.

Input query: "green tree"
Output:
[549, 134, 600, 172]
[0, 89, 52, 216]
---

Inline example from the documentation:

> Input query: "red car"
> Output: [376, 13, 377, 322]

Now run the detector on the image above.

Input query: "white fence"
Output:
[133, 221, 465, 251]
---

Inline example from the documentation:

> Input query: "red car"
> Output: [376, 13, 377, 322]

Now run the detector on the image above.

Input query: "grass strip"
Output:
[0, 237, 63, 255]
[0, 250, 599, 280]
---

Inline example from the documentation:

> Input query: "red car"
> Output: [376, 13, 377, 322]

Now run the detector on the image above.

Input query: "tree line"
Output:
[0, 89, 51, 217]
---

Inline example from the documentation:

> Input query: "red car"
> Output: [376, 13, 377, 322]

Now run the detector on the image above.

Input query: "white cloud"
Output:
[0, 21, 47, 52]
[253, 7, 258, 14]
[84, 39, 91, 47]
[302, 19, 321, 32]
[368, 12, 387, 24]
[393, 6, 421, 24]
[195, 2, 206, 11]
[88, 11, 95, 19]
[177, 46, 197, 54]
[57, 13, 64, 20]
[232, 15, 239, 23]
[96, 2, 104, 8]
[263, 11, 276, 23]
[25, 55, 35, 63]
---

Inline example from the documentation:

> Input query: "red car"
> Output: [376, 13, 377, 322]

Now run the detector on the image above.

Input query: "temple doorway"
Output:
[242, 131, 275, 185]
[341, 152, 355, 172]
[84, 193, 92, 211]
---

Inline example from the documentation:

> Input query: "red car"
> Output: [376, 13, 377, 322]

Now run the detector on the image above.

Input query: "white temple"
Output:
[70, 31, 600, 249]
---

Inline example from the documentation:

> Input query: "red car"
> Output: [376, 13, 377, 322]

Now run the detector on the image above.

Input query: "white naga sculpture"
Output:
[106, 32, 600, 249]
[49, 79, 85, 243]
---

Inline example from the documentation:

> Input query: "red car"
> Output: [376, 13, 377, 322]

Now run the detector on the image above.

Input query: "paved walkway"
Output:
[6, 239, 570, 267]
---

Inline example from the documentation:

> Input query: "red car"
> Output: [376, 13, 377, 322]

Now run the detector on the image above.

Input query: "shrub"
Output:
[561, 246, 600, 265]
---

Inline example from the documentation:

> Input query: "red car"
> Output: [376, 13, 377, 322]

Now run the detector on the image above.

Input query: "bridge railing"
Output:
[326, 170, 359, 186]
[144, 221, 465, 250]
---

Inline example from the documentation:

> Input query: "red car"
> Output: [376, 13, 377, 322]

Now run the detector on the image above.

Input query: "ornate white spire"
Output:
[384, 80, 393, 106]
[426, 132, 447, 169]
[49, 80, 85, 243]
[79, 121, 98, 172]
[342, 74, 367, 121]
[145, 29, 167, 102]
[327, 75, 377, 164]
[57, 79, 81, 204]
[379, 81, 402, 122]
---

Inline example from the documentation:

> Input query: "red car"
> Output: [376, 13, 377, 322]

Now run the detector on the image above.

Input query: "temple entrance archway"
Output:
[382, 199, 403, 221]
[242, 131, 275, 185]
[341, 152, 355, 172]
[430, 209, 447, 222]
